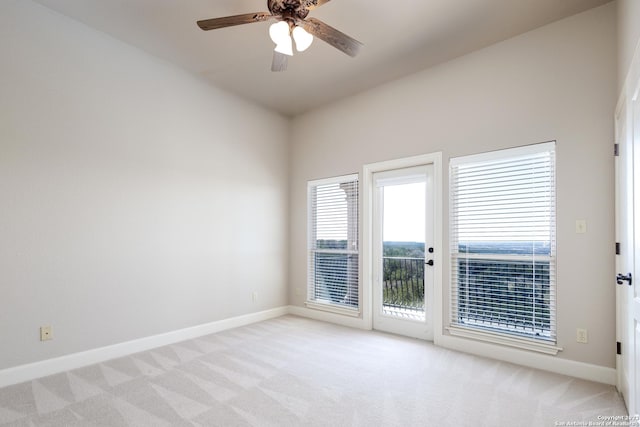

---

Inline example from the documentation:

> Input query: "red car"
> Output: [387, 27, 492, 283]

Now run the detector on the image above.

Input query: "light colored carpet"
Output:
[0, 315, 627, 426]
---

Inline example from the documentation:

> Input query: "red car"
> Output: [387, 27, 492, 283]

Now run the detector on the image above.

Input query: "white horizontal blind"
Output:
[308, 175, 359, 310]
[450, 143, 556, 343]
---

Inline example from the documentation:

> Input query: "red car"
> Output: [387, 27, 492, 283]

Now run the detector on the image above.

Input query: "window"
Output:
[307, 174, 359, 313]
[449, 142, 556, 345]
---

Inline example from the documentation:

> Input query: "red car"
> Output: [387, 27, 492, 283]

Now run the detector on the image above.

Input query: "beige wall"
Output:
[0, 1, 289, 370]
[289, 4, 617, 368]
[0, 0, 622, 375]
[617, 0, 640, 92]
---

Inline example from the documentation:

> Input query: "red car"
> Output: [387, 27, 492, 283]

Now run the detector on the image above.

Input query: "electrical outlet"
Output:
[252, 291, 258, 303]
[575, 220, 587, 234]
[40, 326, 52, 341]
[576, 328, 588, 344]
[295, 287, 302, 296]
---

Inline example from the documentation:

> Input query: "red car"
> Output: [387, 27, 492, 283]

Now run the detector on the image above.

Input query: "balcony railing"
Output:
[383, 257, 425, 318]
[454, 257, 552, 339]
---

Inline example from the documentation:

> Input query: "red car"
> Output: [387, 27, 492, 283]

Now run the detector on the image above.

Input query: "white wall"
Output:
[0, 0, 289, 370]
[290, 3, 617, 368]
[617, 0, 640, 92]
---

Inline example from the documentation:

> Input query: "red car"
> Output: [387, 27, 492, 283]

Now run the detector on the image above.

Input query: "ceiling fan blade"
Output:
[197, 12, 273, 31]
[271, 51, 289, 72]
[304, 0, 332, 10]
[302, 18, 363, 57]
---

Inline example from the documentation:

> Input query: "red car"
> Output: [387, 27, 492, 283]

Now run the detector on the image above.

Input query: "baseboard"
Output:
[0, 306, 288, 388]
[437, 334, 617, 386]
[0, 305, 617, 388]
[288, 305, 371, 330]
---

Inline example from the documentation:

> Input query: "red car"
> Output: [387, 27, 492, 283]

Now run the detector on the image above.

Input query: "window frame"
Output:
[306, 174, 360, 316]
[448, 142, 561, 355]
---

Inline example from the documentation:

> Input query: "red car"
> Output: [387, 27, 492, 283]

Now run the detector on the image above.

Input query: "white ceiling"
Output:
[33, 0, 611, 116]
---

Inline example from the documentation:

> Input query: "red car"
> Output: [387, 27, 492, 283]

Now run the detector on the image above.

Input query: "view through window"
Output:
[381, 181, 426, 320]
[450, 143, 556, 343]
[307, 175, 359, 310]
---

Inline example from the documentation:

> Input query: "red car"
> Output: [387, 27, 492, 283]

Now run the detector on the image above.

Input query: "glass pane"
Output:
[382, 182, 426, 320]
[314, 252, 358, 308]
[456, 257, 552, 339]
[450, 144, 556, 342]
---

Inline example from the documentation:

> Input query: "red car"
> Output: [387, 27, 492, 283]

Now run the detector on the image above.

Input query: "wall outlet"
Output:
[40, 326, 52, 341]
[576, 328, 588, 344]
[252, 291, 258, 303]
[575, 220, 587, 234]
[295, 287, 302, 296]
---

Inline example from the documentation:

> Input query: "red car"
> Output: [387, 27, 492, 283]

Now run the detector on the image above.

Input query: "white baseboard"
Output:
[288, 305, 371, 330]
[0, 305, 616, 388]
[0, 306, 288, 388]
[437, 334, 617, 386]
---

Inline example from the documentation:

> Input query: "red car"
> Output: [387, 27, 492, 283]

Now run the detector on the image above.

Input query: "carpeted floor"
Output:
[0, 315, 628, 426]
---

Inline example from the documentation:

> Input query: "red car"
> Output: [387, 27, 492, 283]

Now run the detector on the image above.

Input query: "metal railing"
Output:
[382, 257, 425, 315]
[454, 258, 552, 338]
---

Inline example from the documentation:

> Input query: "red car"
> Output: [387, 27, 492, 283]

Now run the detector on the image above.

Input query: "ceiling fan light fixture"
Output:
[274, 39, 294, 57]
[269, 21, 290, 45]
[292, 26, 313, 52]
[197, 1, 364, 71]
[270, 21, 293, 56]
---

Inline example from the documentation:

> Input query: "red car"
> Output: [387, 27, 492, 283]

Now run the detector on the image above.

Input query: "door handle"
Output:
[617, 273, 632, 286]
[426, 260, 434, 266]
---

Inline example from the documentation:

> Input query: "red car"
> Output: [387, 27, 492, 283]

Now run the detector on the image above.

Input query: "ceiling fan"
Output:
[197, 0, 363, 72]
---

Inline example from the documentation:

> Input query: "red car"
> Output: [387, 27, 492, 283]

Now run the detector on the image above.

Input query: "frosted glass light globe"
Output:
[270, 21, 293, 56]
[274, 39, 293, 56]
[293, 26, 313, 52]
[269, 21, 290, 45]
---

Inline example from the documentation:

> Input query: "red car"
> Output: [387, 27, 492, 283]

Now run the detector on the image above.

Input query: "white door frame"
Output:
[615, 95, 634, 411]
[631, 80, 640, 416]
[361, 153, 443, 339]
[371, 164, 434, 339]
[616, 38, 640, 416]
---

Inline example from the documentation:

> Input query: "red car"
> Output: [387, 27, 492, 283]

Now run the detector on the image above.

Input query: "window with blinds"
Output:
[307, 174, 359, 311]
[450, 142, 556, 343]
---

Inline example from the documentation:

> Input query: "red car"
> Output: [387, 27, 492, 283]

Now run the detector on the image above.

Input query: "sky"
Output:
[383, 182, 425, 243]
[315, 181, 426, 243]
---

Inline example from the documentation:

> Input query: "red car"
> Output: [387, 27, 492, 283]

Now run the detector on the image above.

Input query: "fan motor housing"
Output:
[268, 0, 309, 20]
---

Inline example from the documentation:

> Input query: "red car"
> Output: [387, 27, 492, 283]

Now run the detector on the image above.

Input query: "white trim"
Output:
[306, 173, 360, 312]
[448, 142, 557, 346]
[447, 326, 562, 355]
[373, 166, 428, 187]
[432, 157, 444, 348]
[616, 24, 640, 404]
[438, 333, 616, 385]
[362, 152, 443, 341]
[289, 305, 370, 330]
[449, 141, 555, 166]
[304, 301, 361, 317]
[0, 307, 288, 388]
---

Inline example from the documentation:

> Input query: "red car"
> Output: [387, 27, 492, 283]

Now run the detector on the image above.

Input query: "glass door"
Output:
[372, 165, 434, 339]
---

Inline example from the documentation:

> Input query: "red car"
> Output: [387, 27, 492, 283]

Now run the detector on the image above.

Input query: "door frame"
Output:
[361, 153, 443, 339]
[371, 164, 434, 339]
[615, 95, 633, 411]
[616, 37, 640, 415]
